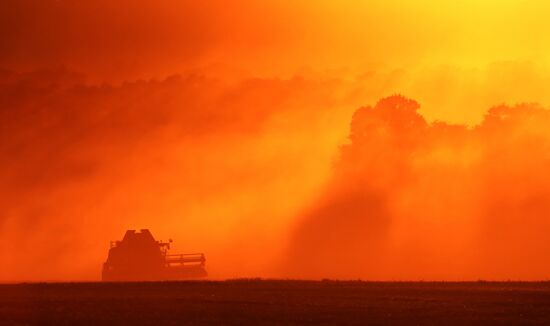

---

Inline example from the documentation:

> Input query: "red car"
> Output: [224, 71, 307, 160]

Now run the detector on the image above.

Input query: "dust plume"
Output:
[2, 0, 550, 281]
[0, 68, 355, 280]
[287, 95, 550, 280]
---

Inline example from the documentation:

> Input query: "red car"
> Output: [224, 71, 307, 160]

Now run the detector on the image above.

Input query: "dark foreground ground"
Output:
[1, 280, 550, 325]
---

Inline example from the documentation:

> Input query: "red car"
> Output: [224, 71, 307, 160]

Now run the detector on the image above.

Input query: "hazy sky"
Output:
[2, 0, 550, 281]
[3, 0, 550, 124]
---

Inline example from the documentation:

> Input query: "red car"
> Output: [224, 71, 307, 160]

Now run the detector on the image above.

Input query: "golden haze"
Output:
[1, 0, 550, 281]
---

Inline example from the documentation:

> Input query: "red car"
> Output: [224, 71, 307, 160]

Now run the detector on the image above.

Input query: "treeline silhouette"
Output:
[0, 68, 348, 280]
[289, 95, 550, 280]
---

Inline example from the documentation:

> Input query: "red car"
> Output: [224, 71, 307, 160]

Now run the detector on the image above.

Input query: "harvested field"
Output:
[1, 281, 550, 325]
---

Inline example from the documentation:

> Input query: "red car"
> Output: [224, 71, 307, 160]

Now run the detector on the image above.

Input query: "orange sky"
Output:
[2, 0, 550, 281]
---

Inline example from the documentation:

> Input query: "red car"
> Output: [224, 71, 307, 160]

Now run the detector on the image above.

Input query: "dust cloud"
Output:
[287, 95, 550, 280]
[2, 0, 550, 281]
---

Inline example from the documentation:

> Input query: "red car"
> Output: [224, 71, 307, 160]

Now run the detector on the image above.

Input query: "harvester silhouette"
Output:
[102, 229, 207, 281]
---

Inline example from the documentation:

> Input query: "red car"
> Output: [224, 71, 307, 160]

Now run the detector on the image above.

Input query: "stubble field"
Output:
[1, 280, 550, 325]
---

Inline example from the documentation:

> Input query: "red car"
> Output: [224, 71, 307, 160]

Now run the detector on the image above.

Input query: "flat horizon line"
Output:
[3, 278, 550, 285]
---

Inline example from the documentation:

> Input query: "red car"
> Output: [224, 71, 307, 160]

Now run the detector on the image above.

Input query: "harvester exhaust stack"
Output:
[102, 229, 207, 281]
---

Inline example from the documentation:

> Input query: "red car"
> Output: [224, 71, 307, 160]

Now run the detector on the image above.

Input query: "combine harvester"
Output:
[102, 229, 207, 281]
